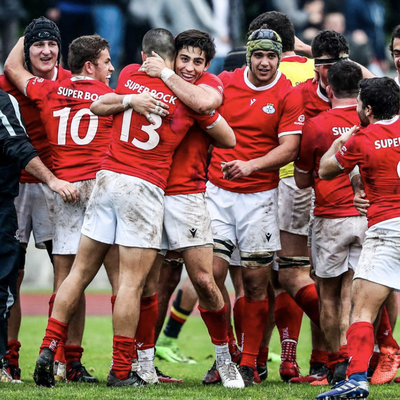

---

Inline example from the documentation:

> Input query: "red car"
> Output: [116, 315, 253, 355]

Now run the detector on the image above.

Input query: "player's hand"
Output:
[48, 178, 79, 203]
[222, 160, 254, 180]
[353, 190, 369, 216]
[140, 52, 166, 78]
[334, 125, 359, 151]
[132, 92, 169, 124]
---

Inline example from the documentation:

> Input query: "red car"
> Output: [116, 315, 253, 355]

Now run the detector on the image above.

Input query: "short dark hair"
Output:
[327, 60, 362, 98]
[311, 30, 349, 58]
[174, 29, 216, 64]
[247, 11, 295, 53]
[142, 28, 176, 62]
[359, 77, 399, 120]
[68, 35, 110, 74]
[389, 25, 400, 53]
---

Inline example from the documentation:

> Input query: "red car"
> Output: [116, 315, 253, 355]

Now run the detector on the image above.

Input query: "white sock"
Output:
[137, 348, 154, 371]
[215, 343, 230, 367]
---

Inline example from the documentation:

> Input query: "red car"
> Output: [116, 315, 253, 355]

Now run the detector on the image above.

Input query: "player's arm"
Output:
[90, 92, 169, 123]
[350, 167, 370, 216]
[223, 134, 300, 180]
[294, 168, 314, 189]
[205, 115, 236, 149]
[141, 52, 222, 114]
[4, 37, 35, 95]
[319, 125, 358, 180]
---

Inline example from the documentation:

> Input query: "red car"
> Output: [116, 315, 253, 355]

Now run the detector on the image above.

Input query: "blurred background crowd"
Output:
[1, 0, 400, 84]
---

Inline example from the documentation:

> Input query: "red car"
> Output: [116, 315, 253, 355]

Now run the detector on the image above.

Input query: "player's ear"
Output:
[84, 60, 94, 75]
[204, 61, 211, 72]
[141, 51, 147, 62]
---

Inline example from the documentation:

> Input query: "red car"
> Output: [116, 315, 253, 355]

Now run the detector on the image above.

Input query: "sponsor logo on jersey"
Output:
[332, 126, 352, 136]
[124, 80, 178, 104]
[375, 137, 400, 149]
[295, 114, 305, 125]
[265, 232, 272, 241]
[189, 228, 197, 238]
[57, 86, 101, 101]
[218, 85, 224, 94]
[32, 77, 44, 85]
[14, 229, 20, 241]
[250, 98, 257, 106]
[262, 103, 276, 114]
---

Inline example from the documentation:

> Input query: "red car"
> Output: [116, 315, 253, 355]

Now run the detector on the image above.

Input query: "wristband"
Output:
[160, 68, 175, 83]
[122, 94, 133, 109]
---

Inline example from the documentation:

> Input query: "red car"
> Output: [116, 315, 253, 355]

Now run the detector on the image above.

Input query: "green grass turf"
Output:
[3, 315, 400, 399]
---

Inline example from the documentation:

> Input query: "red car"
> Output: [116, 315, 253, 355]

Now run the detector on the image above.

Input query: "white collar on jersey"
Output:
[316, 83, 329, 103]
[51, 68, 58, 81]
[71, 75, 95, 81]
[374, 115, 400, 125]
[243, 66, 282, 91]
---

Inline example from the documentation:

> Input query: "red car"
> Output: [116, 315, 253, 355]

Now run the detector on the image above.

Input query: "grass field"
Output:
[3, 315, 400, 399]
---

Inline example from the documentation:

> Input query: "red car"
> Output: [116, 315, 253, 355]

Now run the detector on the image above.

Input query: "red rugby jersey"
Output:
[26, 76, 113, 182]
[0, 67, 71, 183]
[101, 64, 220, 191]
[335, 115, 400, 227]
[208, 67, 304, 193]
[293, 78, 330, 120]
[165, 72, 224, 196]
[295, 104, 360, 218]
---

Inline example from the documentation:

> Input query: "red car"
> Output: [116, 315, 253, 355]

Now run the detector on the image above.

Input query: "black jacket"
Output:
[0, 90, 37, 197]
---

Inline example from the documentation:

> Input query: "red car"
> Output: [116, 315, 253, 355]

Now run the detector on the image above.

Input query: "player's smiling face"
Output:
[392, 37, 400, 75]
[175, 46, 209, 84]
[248, 50, 279, 87]
[92, 49, 114, 86]
[29, 40, 59, 76]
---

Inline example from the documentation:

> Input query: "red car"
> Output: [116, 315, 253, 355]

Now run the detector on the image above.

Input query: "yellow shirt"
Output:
[279, 55, 315, 179]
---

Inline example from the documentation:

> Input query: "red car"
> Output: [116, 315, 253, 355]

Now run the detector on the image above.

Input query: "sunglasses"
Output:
[249, 29, 280, 42]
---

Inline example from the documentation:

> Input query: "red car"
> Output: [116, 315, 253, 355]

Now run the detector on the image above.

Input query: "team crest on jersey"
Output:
[262, 103, 276, 114]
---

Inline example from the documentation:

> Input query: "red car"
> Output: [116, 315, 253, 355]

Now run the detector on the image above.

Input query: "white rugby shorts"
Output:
[81, 170, 164, 249]
[14, 182, 54, 248]
[206, 182, 281, 262]
[53, 179, 96, 255]
[278, 176, 312, 236]
[312, 215, 367, 278]
[161, 193, 213, 251]
[354, 217, 400, 290]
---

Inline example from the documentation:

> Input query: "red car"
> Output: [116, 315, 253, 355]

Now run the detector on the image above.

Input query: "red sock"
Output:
[4, 340, 21, 367]
[257, 346, 269, 367]
[346, 322, 374, 376]
[233, 296, 245, 347]
[275, 292, 303, 342]
[327, 352, 339, 373]
[369, 351, 380, 371]
[310, 349, 329, 367]
[111, 295, 116, 313]
[48, 293, 56, 318]
[281, 339, 297, 362]
[294, 284, 320, 328]
[376, 306, 399, 350]
[40, 317, 68, 354]
[199, 303, 228, 345]
[338, 344, 348, 363]
[240, 297, 269, 369]
[65, 345, 83, 369]
[136, 293, 158, 350]
[112, 335, 135, 380]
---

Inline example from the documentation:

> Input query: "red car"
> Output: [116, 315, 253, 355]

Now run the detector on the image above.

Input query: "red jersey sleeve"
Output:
[278, 88, 304, 137]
